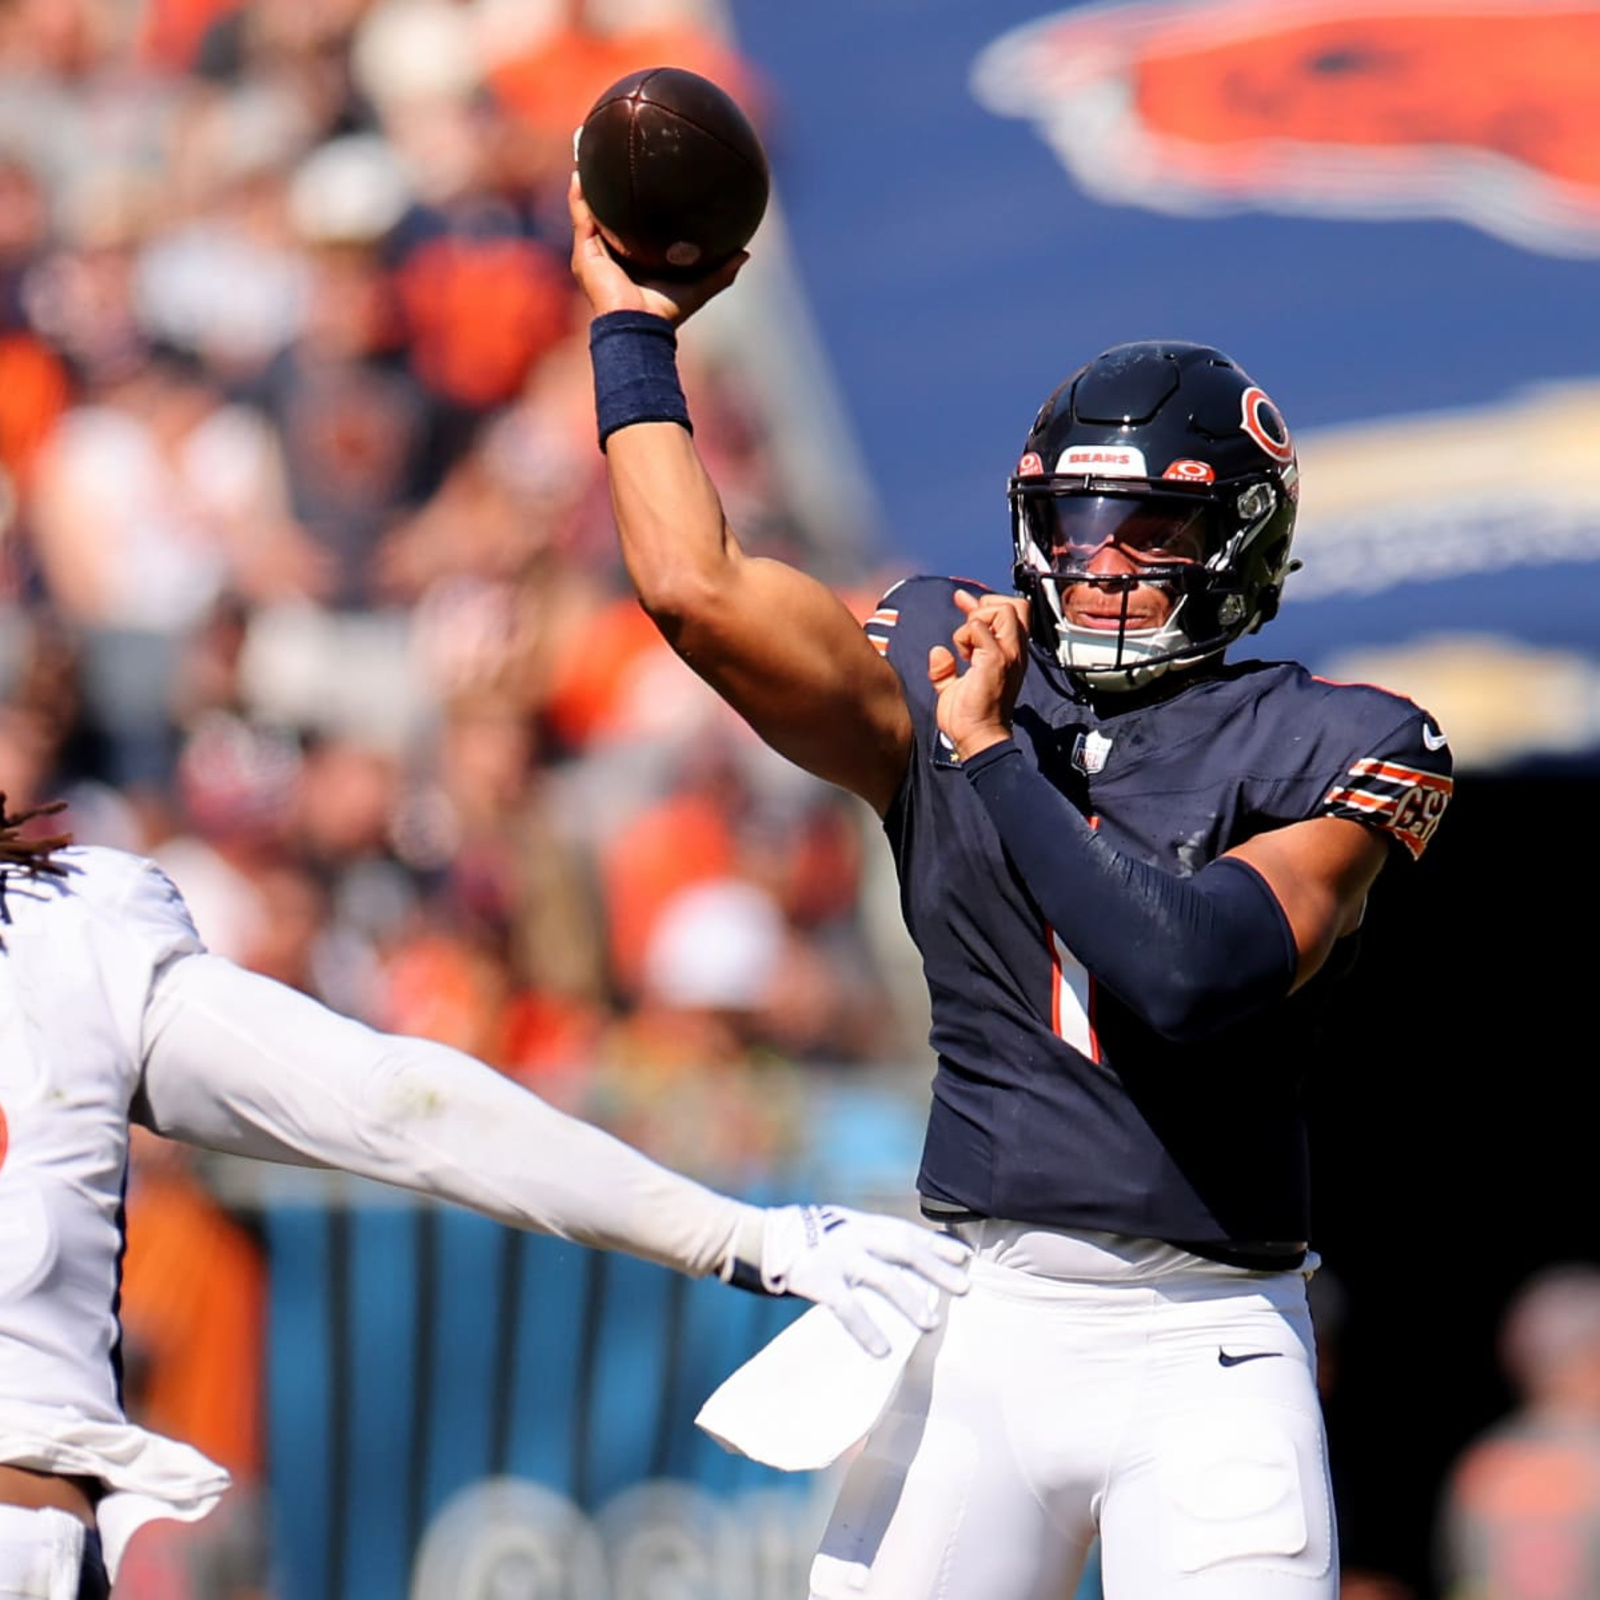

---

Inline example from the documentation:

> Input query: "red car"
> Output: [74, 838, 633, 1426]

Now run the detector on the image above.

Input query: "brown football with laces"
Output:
[576, 65, 770, 282]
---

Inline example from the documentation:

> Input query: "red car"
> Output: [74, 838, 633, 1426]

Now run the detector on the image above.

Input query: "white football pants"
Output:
[0, 1506, 87, 1600]
[810, 1222, 1336, 1600]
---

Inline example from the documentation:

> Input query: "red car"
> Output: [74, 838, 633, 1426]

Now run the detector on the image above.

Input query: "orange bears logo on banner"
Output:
[973, 0, 1600, 257]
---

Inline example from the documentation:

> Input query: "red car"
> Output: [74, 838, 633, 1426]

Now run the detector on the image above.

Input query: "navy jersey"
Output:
[864, 576, 1453, 1258]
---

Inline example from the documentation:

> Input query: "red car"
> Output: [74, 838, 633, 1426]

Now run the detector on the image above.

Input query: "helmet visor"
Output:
[1021, 491, 1217, 574]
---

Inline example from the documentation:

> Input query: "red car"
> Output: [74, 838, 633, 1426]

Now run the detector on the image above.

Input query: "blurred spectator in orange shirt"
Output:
[483, 0, 766, 167]
[119, 1134, 266, 1488]
[348, 2, 574, 425]
[115, 1131, 270, 1600]
[597, 738, 744, 1003]
[1436, 1263, 1600, 1600]
[137, 0, 244, 74]
[0, 155, 71, 497]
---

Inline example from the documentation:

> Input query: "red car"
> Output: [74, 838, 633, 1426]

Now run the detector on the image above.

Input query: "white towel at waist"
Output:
[695, 1289, 929, 1473]
[0, 1403, 231, 1580]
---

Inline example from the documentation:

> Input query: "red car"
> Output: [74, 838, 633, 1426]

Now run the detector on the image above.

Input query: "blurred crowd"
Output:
[0, 4, 921, 1590]
[0, 0, 921, 1145]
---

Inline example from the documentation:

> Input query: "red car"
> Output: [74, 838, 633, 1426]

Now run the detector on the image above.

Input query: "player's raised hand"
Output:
[569, 171, 745, 325]
[930, 588, 1030, 761]
[757, 1205, 972, 1358]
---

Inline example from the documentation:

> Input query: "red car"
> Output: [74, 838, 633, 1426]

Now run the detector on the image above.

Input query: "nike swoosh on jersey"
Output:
[1218, 1349, 1285, 1367]
[1422, 724, 1448, 750]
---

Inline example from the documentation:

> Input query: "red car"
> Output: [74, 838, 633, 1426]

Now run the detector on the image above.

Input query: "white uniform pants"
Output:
[0, 1506, 87, 1600]
[810, 1223, 1337, 1600]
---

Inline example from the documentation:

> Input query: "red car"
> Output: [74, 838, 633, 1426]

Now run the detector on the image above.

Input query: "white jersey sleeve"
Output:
[114, 853, 208, 964]
[134, 951, 753, 1279]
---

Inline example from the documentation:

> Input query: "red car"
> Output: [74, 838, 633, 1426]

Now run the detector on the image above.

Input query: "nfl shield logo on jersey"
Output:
[1072, 730, 1113, 775]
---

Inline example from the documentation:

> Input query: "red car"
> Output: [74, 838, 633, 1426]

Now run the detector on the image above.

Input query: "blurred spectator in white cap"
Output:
[581, 874, 804, 1182]
[635, 871, 871, 1073]
[644, 875, 786, 1018]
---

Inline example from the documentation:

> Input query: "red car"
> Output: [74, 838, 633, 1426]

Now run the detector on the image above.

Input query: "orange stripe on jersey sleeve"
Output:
[864, 608, 898, 656]
[1322, 758, 1453, 859]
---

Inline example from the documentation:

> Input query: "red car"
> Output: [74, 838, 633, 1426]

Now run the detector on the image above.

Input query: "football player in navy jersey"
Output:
[570, 172, 1452, 1600]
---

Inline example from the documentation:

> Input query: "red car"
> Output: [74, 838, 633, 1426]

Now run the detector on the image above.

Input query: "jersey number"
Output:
[1050, 928, 1100, 1059]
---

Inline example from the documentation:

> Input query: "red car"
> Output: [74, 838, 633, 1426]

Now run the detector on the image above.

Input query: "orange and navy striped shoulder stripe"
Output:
[863, 606, 900, 657]
[1322, 756, 1453, 860]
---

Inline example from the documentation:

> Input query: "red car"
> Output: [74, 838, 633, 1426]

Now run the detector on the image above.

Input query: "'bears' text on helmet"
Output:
[1010, 340, 1299, 691]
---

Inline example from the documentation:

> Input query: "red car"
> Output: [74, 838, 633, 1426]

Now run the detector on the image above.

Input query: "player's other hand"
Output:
[568, 171, 745, 325]
[760, 1204, 972, 1357]
[929, 588, 1030, 762]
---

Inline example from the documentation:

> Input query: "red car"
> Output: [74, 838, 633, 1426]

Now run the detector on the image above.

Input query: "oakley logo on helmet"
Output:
[973, 0, 1600, 258]
[1162, 459, 1216, 483]
[1017, 451, 1046, 476]
[1241, 388, 1294, 462]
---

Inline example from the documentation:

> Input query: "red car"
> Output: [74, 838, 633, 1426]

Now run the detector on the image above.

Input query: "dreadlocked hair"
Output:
[0, 795, 72, 934]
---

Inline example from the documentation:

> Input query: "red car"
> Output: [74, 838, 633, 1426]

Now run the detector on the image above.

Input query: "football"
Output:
[576, 66, 769, 282]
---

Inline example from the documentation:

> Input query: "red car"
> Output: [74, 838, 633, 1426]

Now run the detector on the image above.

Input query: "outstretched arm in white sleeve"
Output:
[133, 951, 969, 1356]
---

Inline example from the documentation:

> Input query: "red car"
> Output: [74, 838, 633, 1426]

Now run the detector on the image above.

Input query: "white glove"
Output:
[728, 1204, 972, 1357]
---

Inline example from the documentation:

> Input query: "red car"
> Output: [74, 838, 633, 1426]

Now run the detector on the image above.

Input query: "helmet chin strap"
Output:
[1064, 643, 1217, 693]
[1051, 582, 1198, 691]
[1060, 633, 1184, 690]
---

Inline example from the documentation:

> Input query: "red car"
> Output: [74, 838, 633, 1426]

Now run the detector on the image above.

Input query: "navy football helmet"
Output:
[1010, 340, 1300, 690]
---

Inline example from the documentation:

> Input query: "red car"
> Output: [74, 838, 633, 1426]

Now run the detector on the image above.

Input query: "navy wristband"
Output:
[589, 310, 693, 451]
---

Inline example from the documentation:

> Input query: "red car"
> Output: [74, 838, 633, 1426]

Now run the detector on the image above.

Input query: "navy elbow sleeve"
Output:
[964, 742, 1298, 1040]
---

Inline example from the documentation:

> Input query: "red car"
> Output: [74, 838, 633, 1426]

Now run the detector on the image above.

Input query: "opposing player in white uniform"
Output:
[0, 800, 971, 1599]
